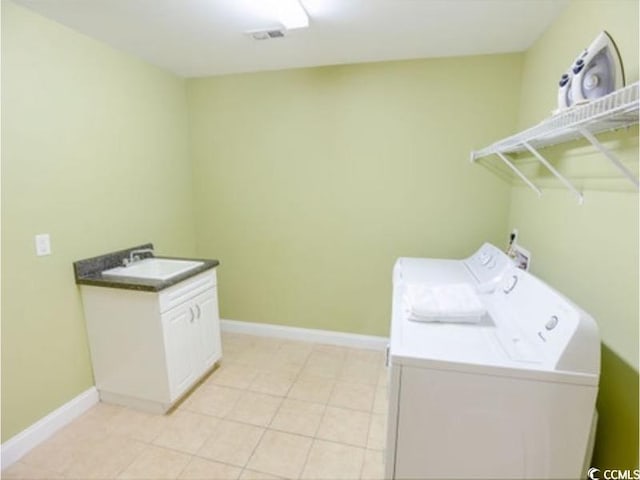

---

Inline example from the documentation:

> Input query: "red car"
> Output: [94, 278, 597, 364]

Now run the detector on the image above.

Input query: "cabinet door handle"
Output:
[189, 307, 195, 323]
[195, 304, 201, 319]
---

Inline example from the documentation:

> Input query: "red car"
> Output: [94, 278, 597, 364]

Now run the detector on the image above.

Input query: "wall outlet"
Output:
[35, 234, 51, 256]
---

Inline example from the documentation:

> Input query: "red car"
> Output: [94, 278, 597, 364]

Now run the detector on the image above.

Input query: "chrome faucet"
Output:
[123, 248, 154, 266]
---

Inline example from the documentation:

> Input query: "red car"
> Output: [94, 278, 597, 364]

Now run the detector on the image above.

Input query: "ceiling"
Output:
[12, 0, 569, 78]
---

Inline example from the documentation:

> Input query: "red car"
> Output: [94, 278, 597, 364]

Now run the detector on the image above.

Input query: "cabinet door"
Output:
[162, 303, 198, 400]
[194, 288, 222, 371]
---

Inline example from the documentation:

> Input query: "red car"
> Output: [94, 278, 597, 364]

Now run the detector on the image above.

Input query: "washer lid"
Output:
[394, 242, 513, 293]
[393, 257, 470, 286]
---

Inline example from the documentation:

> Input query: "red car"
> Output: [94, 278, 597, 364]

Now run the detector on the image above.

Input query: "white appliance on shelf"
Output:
[386, 261, 600, 479]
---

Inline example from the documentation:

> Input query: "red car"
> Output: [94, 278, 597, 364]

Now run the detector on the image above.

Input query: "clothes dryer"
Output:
[386, 263, 600, 479]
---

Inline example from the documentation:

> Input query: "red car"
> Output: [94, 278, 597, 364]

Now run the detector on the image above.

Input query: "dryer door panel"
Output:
[395, 366, 530, 479]
[393, 366, 593, 479]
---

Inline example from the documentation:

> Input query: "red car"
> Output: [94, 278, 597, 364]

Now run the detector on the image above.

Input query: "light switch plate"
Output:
[35, 234, 51, 256]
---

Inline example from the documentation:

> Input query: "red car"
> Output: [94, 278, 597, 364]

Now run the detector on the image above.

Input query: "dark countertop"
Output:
[74, 243, 219, 292]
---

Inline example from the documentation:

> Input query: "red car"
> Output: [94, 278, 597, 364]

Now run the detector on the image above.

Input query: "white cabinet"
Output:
[193, 291, 221, 368]
[162, 298, 199, 398]
[162, 287, 220, 399]
[80, 269, 222, 413]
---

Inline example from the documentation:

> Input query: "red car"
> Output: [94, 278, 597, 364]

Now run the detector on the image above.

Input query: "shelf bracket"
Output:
[522, 142, 584, 204]
[578, 127, 640, 189]
[495, 152, 542, 197]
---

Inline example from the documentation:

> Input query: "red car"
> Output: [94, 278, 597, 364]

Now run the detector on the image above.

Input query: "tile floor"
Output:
[3, 332, 389, 479]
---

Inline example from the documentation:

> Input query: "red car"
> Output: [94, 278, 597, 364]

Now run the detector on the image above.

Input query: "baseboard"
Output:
[1, 387, 99, 469]
[221, 319, 389, 351]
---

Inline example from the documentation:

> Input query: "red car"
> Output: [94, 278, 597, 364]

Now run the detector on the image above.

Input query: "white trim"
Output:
[1, 387, 99, 469]
[221, 319, 389, 351]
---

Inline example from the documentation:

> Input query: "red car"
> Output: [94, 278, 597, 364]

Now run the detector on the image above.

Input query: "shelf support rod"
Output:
[495, 152, 542, 197]
[522, 142, 584, 204]
[578, 127, 640, 189]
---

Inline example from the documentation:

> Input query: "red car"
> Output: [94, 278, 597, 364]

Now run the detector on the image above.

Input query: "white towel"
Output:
[404, 283, 486, 323]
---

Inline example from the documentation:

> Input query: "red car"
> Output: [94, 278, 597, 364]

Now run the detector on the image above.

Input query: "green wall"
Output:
[508, 0, 639, 469]
[1, 2, 196, 441]
[187, 55, 521, 336]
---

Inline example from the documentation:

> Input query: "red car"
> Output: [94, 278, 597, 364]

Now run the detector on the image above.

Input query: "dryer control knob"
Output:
[545, 315, 559, 331]
[559, 74, 570, 87]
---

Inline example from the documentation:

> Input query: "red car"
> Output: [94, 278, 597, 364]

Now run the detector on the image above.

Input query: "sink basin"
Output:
[102, 258, 204, 281]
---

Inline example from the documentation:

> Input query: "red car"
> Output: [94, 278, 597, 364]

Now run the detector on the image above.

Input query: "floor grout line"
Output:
[238, 338, 314, 479]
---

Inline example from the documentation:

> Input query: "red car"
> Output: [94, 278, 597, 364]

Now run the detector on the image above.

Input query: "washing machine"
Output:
[386, 262, 600, 479]
[394, 242, 513, 293]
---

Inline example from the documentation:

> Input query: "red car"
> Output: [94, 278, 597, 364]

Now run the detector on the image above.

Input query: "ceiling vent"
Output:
[248, 29, 286, 41]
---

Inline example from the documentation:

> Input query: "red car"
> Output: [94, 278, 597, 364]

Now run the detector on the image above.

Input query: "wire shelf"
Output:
[471, 82, 639, 203]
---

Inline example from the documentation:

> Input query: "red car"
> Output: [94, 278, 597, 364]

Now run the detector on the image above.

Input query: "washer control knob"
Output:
[481, 254, 493, 266]
[545, 315, 559, 331]
[503, 275, 518, 294]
